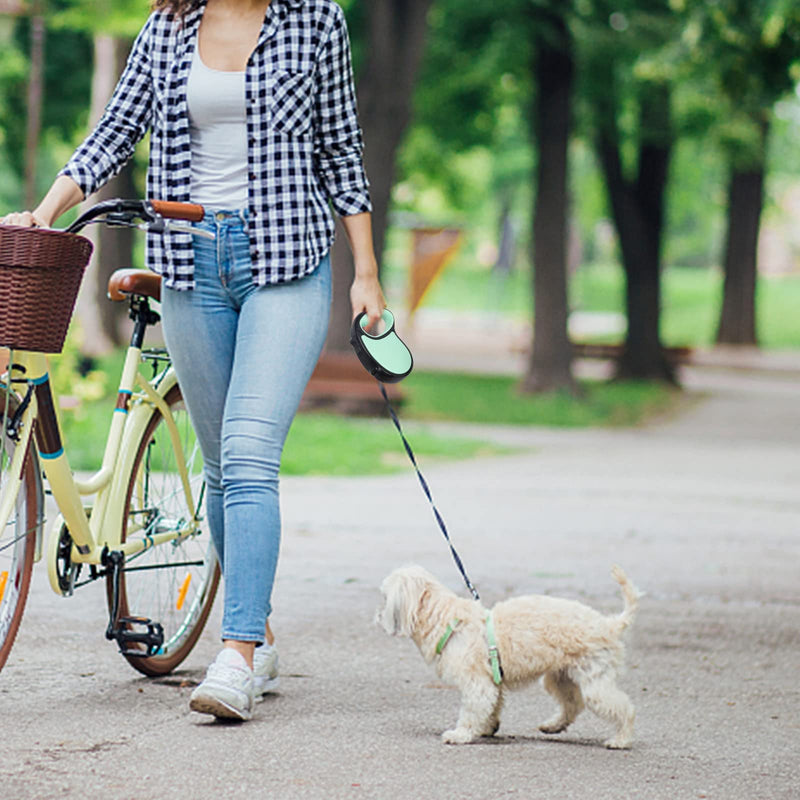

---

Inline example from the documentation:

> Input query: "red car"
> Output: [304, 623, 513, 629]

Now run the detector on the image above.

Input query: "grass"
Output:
[402, 371, 680, 427]
[57, 368, 678, 475]
[57, 386, 516, 476]
[281, 412, 510, 476]
[572, 263, 800, 348]
[57, 254, 783, 476]
[383, 245, 800, 350]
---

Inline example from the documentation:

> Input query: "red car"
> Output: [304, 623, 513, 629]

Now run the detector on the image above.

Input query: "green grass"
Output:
[384, 252, 800, 350]
[59, 254, 779, 476]
[281, 412, 510, 476]
[56, 384, 515, 475]
[57, 369, 678, 476]
[572, 263, 800, 348]
[403, 371, 680, 427]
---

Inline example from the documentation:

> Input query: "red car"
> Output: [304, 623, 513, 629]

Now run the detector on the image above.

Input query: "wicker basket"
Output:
[0, 226, 94, 354]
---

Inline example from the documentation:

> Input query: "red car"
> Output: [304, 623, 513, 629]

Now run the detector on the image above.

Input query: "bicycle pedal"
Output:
[112, 616, 165, 657]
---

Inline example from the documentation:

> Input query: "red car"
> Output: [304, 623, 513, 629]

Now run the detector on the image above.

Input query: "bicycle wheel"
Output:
[0, 382, 39, 671]
[109, 382, 219, 677]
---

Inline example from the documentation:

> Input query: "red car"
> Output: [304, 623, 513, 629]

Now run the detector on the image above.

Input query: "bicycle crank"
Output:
[104, 549, 164, 657]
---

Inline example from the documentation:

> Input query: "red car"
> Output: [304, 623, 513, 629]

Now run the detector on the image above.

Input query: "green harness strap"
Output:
[435, 614, 503, 686]
[485, 611, 503, 685]
[436, 619, 461, 655]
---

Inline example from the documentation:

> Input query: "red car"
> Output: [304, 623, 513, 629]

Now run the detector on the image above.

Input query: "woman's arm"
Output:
[0, 175, 84, 228]
[340, 211, 385, 327]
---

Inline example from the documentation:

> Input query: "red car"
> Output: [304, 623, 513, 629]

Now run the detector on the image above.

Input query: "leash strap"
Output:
[378, 382, 480, 602]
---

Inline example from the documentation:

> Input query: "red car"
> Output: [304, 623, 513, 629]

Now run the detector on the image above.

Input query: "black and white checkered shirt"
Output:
[60, 0, 371, 290]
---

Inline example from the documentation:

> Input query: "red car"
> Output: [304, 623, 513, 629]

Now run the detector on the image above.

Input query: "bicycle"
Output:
[0, 198, 220, 677]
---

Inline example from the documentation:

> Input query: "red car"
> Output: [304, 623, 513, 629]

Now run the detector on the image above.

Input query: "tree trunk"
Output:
[74, 34, 134, 355]
[716, 120, 768, 346]
[521, 10, 576, 394]
[325, 0, 433, 353]
[596, 81, 676, 383]
[23, 10, 45, 209]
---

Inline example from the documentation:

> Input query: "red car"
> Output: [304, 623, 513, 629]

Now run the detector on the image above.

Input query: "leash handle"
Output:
[378, 382, 480, 602]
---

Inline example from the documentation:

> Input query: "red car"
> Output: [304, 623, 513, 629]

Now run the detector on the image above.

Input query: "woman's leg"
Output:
[160, 215, 238, 579]
[164, 210, 329, 707]
[218, 253, 331, 648]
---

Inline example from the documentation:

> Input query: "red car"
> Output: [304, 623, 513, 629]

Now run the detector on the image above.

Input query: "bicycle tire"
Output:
[108, 382, 219, 677]
[0, 388, 38, 672]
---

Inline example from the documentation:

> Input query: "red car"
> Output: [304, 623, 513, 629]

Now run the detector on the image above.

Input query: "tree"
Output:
[521, 3, 577, 393]
[675, 0, 800, 345]
[49, 1, 146, 352]
[84, 34, 136, 352]
[582, 1, 679, 382]
[380, 0, 579, 392]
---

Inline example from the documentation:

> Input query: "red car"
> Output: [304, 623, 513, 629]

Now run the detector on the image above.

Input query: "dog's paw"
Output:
[442, 728, 476, 745]
[539, 722, 567, 733]
[538, 718, 568, 735]
[604, 736, 632, 750]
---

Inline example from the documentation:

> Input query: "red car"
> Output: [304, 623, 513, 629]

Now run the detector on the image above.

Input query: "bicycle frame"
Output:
[1, 343, 200, 593]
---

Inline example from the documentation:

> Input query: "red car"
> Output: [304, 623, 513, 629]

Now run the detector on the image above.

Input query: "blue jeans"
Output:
[161, 210, 331, 642]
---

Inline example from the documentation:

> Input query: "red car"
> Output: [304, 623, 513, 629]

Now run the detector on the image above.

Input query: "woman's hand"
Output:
[350, 266, 386, 329]
[0, 210, 50, 228]
[0, 176, 84, 229]
[340, 212, 386, 328]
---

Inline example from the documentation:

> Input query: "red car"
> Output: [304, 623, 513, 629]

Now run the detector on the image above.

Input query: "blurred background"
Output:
[2, 0, 800, 470]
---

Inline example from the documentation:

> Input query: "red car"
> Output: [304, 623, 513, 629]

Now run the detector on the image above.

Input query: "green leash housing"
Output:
[350, 309, 413, 384]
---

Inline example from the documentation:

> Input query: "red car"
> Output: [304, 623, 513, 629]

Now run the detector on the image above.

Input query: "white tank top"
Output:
[186, 42, 249, 209]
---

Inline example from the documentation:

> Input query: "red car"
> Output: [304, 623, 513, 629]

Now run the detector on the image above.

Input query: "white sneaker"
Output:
[253, 645, 279, 698]
[189, 648, 254, 721]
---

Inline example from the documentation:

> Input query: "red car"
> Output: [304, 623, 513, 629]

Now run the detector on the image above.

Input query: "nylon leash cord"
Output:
[378, 382, 480, 602]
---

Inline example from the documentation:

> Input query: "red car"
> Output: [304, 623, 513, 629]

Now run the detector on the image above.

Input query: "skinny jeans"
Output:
[161, 209, 331, 642]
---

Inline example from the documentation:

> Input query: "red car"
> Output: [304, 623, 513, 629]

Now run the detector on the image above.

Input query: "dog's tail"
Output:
[611, 565, 643, 630]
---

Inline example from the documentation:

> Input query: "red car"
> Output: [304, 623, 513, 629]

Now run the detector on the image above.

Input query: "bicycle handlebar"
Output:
[149, 200, 205, 223]
[65, 199, 206, 235]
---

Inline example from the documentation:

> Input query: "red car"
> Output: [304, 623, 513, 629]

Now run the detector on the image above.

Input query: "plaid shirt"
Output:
[60, 0, 371, 289]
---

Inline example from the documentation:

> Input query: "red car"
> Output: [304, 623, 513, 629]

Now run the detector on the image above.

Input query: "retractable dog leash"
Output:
[350, 310, 480, 602]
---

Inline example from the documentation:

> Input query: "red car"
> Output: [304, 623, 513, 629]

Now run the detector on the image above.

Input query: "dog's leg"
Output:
[484, 690, 505, 737]
[442, 683, 501, 744]
[538, 671, 584, 734]
[579, 677, 635, 749]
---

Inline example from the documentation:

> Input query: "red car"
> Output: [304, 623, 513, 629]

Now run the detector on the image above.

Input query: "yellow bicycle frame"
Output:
[1, 346, 199, 595]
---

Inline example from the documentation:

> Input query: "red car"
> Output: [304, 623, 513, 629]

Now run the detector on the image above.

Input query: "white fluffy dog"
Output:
[376, 565, 641, 747]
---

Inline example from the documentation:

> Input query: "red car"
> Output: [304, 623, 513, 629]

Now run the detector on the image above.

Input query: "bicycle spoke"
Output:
[108, 382, 218, 676]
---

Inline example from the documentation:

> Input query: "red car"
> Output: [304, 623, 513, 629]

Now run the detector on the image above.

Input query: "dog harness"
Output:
[434, 615, 503, 685]
[485, 611, 503, 685]
[436, 619, 461, 655]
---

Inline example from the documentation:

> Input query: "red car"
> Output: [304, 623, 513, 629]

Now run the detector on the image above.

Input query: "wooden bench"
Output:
[301, 352, 405, 415]
[572, 342, 692, 364]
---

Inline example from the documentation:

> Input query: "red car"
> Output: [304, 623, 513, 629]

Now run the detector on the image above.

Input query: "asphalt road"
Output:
[0, 361, 798, 799]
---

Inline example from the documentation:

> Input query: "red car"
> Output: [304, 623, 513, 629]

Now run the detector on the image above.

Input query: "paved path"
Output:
[1, 358, 798, 799]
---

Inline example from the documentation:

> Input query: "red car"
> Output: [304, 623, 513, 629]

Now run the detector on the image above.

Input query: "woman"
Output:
[2, 0, 385, 721]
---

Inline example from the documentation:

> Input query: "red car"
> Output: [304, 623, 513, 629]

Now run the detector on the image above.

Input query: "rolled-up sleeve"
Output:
[60, 15, 155, 198]
[312, 6, 371, 217]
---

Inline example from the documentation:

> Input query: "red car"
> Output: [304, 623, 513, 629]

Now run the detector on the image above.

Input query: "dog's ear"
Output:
[375, 575, 402, 635]
[376, 571, 420, 637]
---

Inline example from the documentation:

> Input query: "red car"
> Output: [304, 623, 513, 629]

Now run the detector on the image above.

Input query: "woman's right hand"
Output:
[0, 210, 50, 228]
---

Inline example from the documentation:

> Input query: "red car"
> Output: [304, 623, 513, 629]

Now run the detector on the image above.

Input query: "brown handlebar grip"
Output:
[150, 200, 205, 223]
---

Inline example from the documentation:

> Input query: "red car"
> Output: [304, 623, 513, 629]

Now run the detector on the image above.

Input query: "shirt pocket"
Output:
[269, 70, 314, 137]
